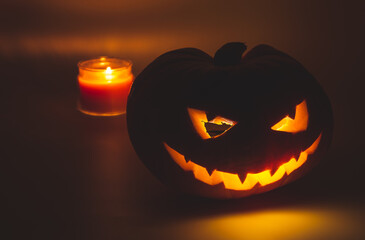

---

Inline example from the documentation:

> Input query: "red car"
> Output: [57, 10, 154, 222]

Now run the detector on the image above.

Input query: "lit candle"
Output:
[77, 57, 134, 116]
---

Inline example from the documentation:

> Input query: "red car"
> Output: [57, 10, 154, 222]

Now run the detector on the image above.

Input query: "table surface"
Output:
[2, 54, 365, 240]
[2, 1, 365, 239]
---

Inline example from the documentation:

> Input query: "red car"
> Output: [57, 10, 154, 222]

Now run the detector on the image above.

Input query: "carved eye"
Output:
[271, 100, 308, 133]
[187, 108, 237, 139]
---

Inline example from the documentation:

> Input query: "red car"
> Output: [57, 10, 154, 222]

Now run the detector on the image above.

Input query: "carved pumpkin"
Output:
[127, 42, 333, 199]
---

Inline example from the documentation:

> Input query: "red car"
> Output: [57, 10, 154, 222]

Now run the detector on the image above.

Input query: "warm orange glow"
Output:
[187, 108, 237, 139]
[164, 133, 321, 191]
[78, 57, 134, 116]
[78, 58, 132, 84]
[271, 100, 308, 133]
[210, 116, 236, 126]
[187, 108, 210, 139]
[163, 207, 362, 240]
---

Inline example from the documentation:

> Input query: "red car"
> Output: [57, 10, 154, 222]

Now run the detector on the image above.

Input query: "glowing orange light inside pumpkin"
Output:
[187, 108, 237, 139]
[164, 133, 321, 191]
[271, 100, 308, 133]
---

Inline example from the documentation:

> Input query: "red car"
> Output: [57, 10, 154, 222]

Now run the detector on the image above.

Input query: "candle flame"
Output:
[106, 66, 112, 74]
[105, 66, 113, 81]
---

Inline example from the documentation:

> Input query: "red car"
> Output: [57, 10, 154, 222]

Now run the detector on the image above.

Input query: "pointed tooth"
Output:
[237, 172, 247, 184]
[293, 152, 300, 160]
[270, 164, 281, 176]
[206, 166, 216, 176]
[288, 107, 296, 119]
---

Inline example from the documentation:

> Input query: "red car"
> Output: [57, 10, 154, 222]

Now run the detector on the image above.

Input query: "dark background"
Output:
[1, 0, 364, 239]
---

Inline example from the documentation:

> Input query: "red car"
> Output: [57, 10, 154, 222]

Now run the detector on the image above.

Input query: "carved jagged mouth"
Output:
[163, 133, 322, 191]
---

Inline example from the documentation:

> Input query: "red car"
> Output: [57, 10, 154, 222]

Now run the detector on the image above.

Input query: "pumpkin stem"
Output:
[214, 42, 247, 66]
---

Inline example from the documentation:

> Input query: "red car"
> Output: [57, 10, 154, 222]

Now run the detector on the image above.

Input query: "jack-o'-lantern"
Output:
[127, 42, 333, 199]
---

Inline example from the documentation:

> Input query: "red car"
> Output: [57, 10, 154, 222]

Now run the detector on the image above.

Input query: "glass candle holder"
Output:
[77, 57, 134, 116]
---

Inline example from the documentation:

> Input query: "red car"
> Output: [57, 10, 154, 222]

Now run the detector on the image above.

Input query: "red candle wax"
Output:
[78, 57, 134, 116]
